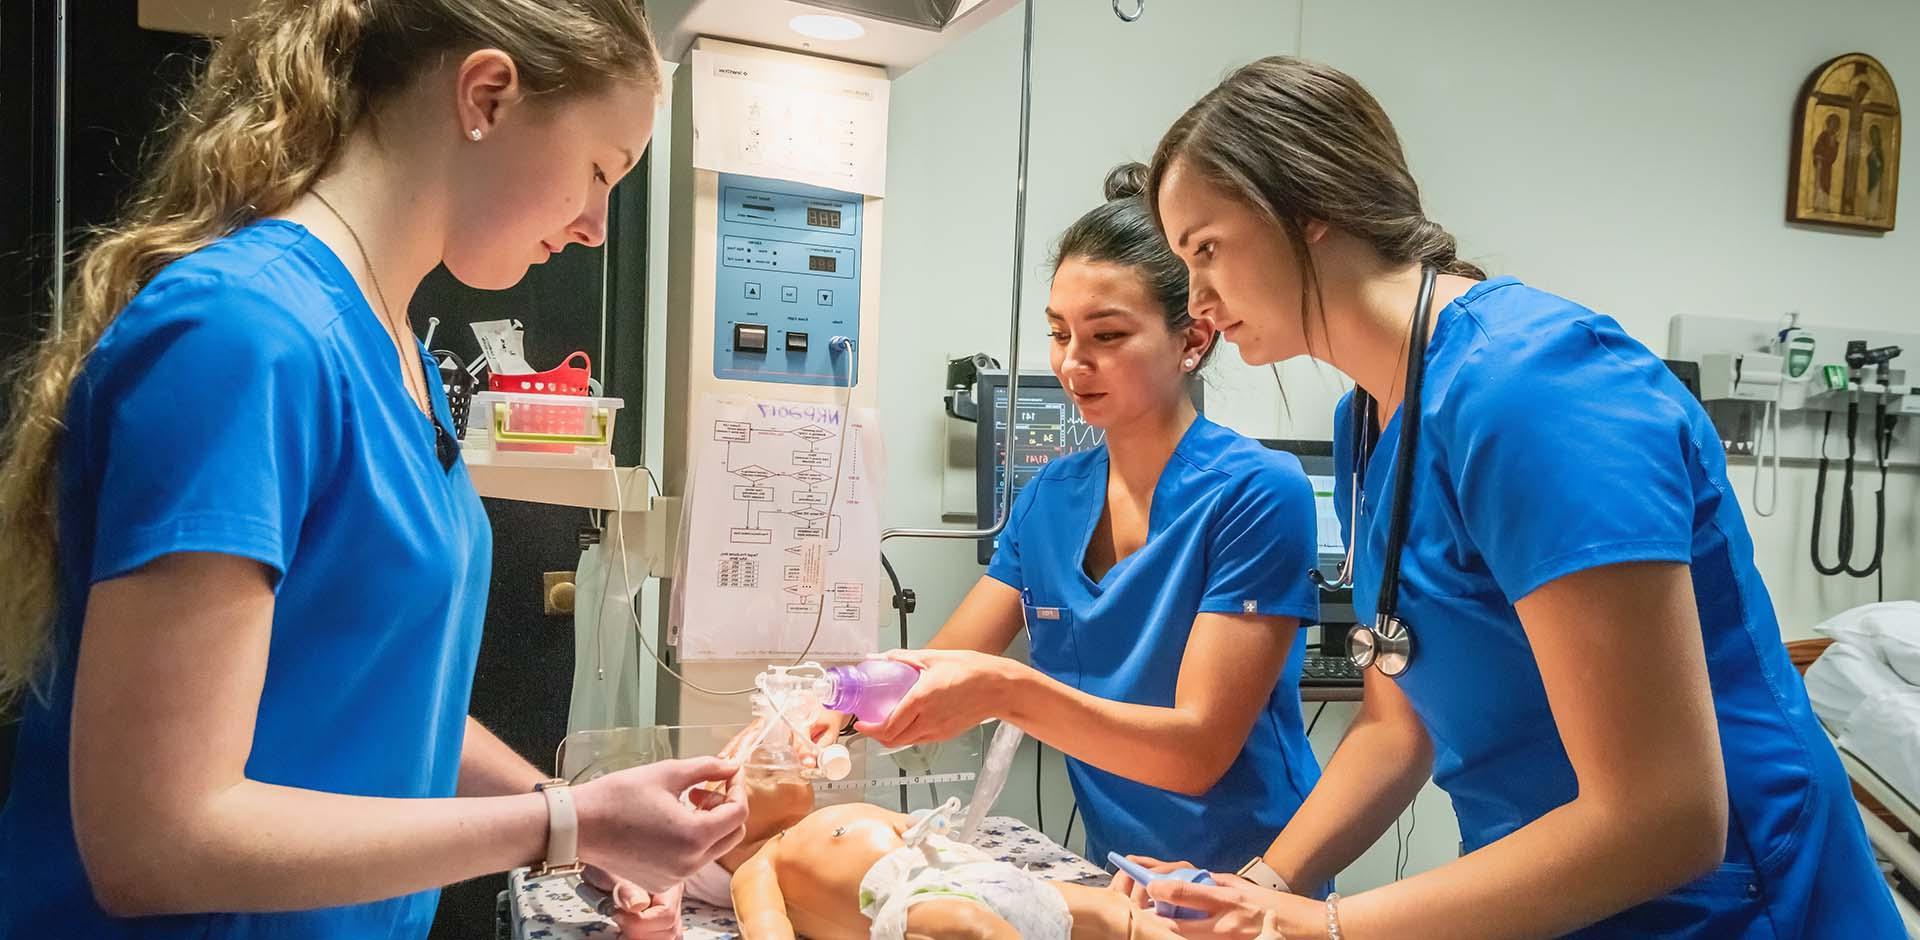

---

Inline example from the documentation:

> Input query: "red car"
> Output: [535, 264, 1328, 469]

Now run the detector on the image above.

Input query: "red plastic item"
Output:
[488, 351, 592, 395]
[486, 352, 596, 454]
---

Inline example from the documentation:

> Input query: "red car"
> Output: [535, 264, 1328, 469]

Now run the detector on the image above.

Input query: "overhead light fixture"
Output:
[789, 14, 866, 41]
[650, 0, 1019, 74]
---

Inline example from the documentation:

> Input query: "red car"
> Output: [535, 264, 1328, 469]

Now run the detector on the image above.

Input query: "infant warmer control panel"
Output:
[713, 174, 862, 387]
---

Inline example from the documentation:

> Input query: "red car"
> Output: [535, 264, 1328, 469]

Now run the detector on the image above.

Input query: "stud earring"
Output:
[468, 128, 483, 142]
[1183, 358, 1197, 370]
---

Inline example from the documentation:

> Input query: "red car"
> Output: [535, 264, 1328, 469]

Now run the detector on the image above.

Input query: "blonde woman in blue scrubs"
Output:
[0, 4, 744, 937]
[858, 165, 1325, 876]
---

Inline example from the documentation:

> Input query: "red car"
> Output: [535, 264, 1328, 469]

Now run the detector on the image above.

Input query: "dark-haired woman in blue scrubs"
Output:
[858, 164, 1325, 876]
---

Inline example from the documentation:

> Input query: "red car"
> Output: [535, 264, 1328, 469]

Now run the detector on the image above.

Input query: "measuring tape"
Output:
[816, 771, 977, 792]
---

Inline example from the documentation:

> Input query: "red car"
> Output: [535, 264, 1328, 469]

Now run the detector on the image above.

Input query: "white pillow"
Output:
[1806, 640, 1910, 734]
[1810, 601, 1920, 682]
[1837, 686, 1920, 815]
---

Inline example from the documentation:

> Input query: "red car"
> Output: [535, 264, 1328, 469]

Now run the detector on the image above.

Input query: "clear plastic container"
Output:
[461, 390, 623, 468]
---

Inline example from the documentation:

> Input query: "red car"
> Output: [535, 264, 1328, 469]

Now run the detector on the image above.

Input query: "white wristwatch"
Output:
[531, 778, 585, 880]
[1236, 857, 1292, 894]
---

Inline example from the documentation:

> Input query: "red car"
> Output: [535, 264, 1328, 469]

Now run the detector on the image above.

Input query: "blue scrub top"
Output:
[1334, 277, 1900, 938]
[0, 220, 493, 939]
[987, 415, 1321, 873]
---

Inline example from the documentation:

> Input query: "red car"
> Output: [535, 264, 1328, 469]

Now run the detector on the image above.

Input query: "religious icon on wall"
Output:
[1789, 53, 1900, 231]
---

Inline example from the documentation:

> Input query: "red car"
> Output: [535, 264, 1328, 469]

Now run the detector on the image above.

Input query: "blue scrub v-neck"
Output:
[987, 415, 1322, 872]
[1072, 419, 1203, 593]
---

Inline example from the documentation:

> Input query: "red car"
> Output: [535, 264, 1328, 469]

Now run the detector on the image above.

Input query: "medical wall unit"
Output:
[653, 38, 891, 733]
[1669, 314, 1917, 585]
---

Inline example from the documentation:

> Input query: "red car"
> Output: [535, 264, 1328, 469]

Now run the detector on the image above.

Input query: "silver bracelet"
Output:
[1325, 892, 1344, 940]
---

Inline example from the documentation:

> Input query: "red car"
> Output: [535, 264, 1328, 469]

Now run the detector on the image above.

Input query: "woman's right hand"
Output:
[1109, 855, 1201, 910]
[574, 756, 749, 894]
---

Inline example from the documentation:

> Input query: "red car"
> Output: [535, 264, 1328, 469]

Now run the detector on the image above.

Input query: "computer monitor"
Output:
[1662, 359, 1702, 402]
[1258, 439, 1356, 653]
[973, 370, 1200, 565]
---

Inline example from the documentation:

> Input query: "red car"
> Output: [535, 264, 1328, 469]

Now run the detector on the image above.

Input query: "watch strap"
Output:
[531, 778, 584, 879]
[1236, 857, 1291, 894]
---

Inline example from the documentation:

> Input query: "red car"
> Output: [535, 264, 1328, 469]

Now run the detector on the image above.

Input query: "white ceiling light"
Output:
[789, 14, 866, 41]
[651, 0, 1019, 77]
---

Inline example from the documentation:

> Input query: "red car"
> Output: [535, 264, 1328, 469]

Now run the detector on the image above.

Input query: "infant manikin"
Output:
[690, 670, 1175, 940]
[730, 799, 1177, 940]
[854, 798, 1073, 940]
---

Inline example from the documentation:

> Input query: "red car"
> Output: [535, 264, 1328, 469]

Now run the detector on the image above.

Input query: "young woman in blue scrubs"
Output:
[0, 3, 745, 938]
[1119, 57, 1902, 939]
[858, 165, 1325, 875]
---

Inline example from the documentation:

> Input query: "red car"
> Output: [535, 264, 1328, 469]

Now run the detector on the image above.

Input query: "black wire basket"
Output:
[434, 349, 477, 440]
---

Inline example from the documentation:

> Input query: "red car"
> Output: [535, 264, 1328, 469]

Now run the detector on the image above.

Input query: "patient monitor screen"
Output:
[1259, 440, 1355, 634]
[1305, 473, 1345, 566]
[976, 378, 1104, 564]
[975, 373, 1204, 565]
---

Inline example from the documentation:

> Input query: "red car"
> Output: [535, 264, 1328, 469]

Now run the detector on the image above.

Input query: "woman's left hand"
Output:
[856, 649, 1024, 747]
[1144, 873, 1323, 939]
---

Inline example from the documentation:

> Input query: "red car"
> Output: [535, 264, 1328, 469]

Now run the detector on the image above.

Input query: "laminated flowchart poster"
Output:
[675, 395, 884, 661]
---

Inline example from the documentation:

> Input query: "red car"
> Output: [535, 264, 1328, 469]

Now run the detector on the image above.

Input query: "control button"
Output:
[786, 331, 810, 353]
[781, 286, 800, 303]
[816, 289, 834, 306]
[744, 282, 763, 300]
[732, 323, 769, 353]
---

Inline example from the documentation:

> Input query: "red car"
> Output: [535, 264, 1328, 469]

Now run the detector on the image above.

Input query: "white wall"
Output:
[872, 0, 1327, 870]
[1303, 0, 1920, 637]
[871, 0, 1920, 891]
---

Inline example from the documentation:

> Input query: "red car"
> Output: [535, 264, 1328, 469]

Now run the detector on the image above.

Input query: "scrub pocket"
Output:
[1572, 862, 1779, 939]
[1022, 602, 1080, 684]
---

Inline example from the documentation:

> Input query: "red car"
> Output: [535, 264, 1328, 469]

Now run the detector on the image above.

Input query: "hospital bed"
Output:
[1794, 634, 1920, 938]
[1832, 737, 1920, 936]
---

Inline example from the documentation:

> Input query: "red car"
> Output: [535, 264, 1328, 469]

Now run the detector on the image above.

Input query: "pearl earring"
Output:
[1183, 358, 1197, 370]
[468, 128, 483, 142]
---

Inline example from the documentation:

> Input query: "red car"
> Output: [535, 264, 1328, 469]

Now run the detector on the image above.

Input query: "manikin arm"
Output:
[730, 838, 796, 940]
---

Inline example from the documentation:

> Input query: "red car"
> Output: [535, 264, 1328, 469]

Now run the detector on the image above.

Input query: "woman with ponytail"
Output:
[0, 2, 745, 936]
[1110, 56, 1900, 939]
[846, 163, 1325, 879]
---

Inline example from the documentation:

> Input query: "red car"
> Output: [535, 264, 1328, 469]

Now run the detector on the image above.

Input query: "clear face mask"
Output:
[743, 694, 812, 780]
[739, 663, 850, 781]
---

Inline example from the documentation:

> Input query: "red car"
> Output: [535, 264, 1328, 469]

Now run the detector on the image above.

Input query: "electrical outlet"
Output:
[543, 571, 576, 617]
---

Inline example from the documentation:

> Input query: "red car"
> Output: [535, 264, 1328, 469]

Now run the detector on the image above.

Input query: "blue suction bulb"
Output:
[1107, 852, 1216, 920]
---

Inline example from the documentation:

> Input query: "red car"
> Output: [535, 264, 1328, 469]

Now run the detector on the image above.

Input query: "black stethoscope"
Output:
[1308, 265, 1436, 678]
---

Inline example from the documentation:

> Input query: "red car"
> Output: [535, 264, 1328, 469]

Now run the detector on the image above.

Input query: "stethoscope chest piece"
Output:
[1347, 615, 1413, 678]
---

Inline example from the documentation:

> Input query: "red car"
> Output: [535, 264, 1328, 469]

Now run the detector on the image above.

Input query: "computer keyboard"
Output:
[1301, 653, 1364, 686]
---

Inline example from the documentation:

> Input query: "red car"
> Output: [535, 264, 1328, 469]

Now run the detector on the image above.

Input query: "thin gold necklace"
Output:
[310, 190, 433, 418]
